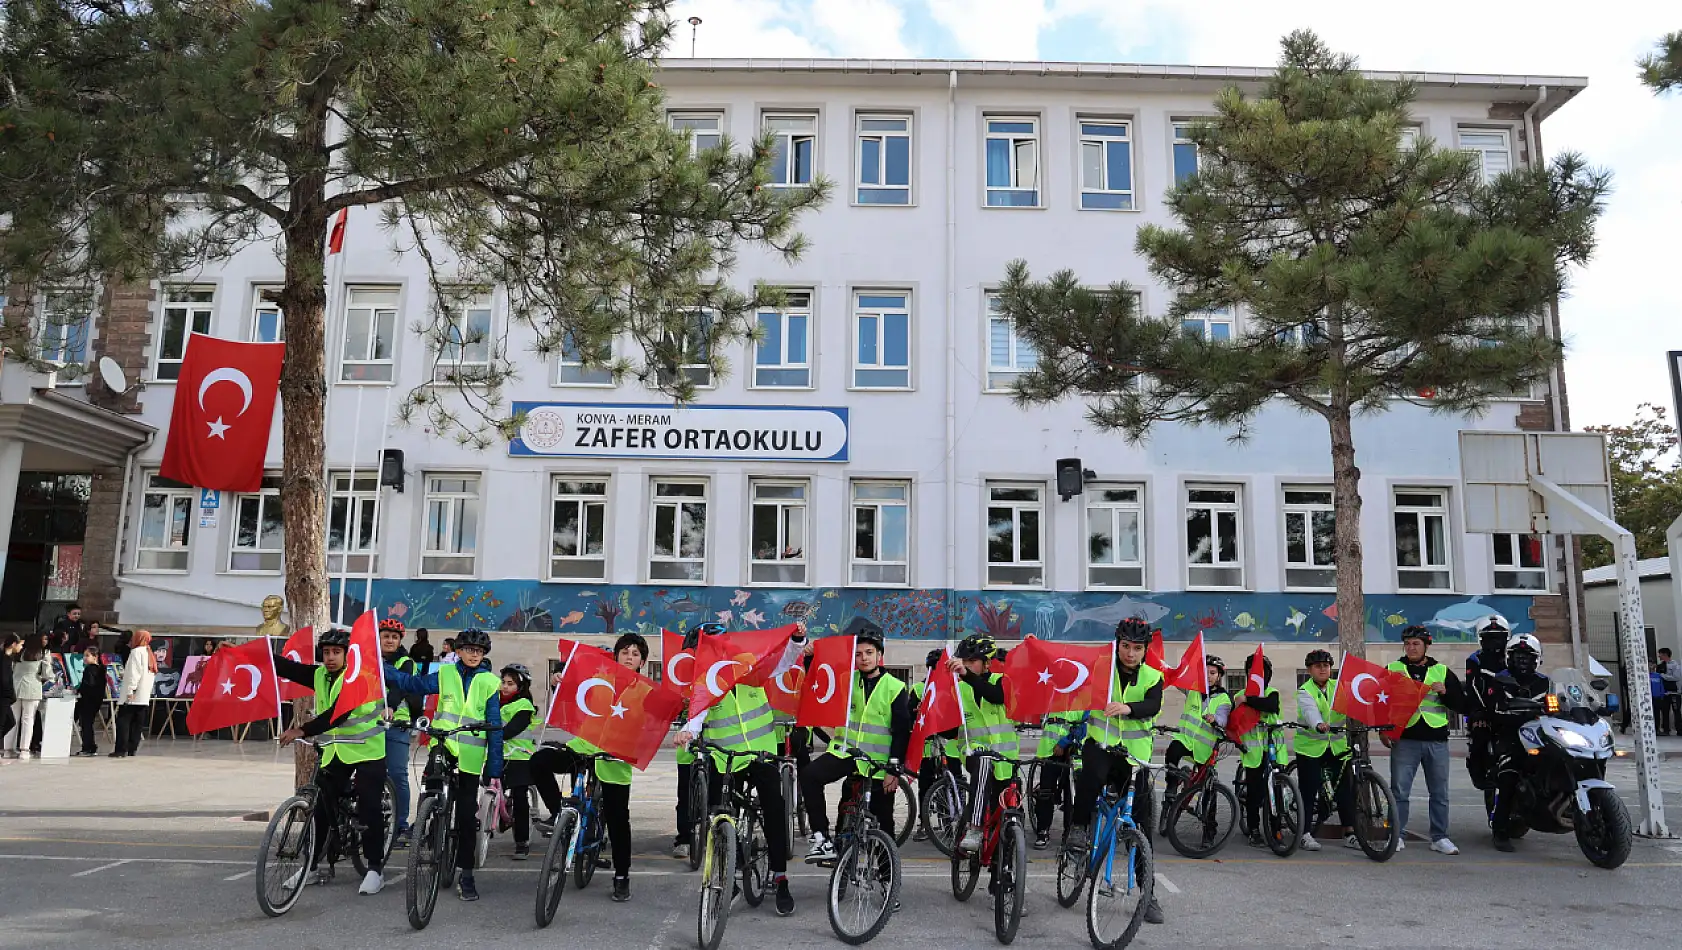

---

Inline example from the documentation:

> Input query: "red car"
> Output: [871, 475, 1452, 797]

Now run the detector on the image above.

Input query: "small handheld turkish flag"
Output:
[1226, 644, 1267, 741]
[1167, 634, 1209, 695]
[906, 655, 965, 774]
[689, 627, 795, 719]
[276, 627, 314, 701]
[187, 638, 282, 735]
[159, 334, 284, 492]
[1145, 630, 1167, 673]
[767, 663, 805, 718]
[548, 648, 683, 770]
[660, 629, 695, 700]
[1002, 636, 1110, 720]
[796, 636, 854, 729]
[330, 611, 385, 719]
[1333, 654, 1430, 733]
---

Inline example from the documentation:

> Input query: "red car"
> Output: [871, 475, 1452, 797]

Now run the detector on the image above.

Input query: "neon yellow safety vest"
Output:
[1237, 687, 1288, 769]
[829, 672, 906, 774]
[1293, 681, 1349, 757]
[701, 686, 777, 773]
[434, 663, 501, 777]
[566, 735, 634, 786]
[501, 697, 537, 762]
[959, 673, 1018, 780]
[1172, 690, 1231, 765]
[314, 666, 386, 766]
[1036, 710, 1086, 758]
[388, 655, 418, 725]
[1387, 660, 1449, 729]
[1087, 663, 1164, 764]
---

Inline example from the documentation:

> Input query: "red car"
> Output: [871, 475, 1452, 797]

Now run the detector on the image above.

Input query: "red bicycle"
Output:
[949, 750, 1028, 945]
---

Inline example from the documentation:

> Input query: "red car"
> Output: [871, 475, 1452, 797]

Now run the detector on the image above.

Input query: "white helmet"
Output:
[1476, 615, 1511, 637]
[1505, 633, 1542, 659]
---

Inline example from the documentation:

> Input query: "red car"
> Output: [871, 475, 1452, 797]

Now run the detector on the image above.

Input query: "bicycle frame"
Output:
[962, 751, 1024, 867]
[1088, 752, 1159, 889]
[694, 742, 772, 887]
[556, 757, 607, 874]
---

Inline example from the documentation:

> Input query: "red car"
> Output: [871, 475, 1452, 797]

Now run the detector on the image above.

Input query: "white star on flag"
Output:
[206, 416, 231, 439]
[1037, 668, 1053, 684]
[1377, 691, 1390, 704]
[220, 679, 235, 695]
[610, 701, 628, 718]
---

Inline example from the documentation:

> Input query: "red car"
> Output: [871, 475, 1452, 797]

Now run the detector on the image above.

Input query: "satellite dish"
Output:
[97, 356, 129, 394]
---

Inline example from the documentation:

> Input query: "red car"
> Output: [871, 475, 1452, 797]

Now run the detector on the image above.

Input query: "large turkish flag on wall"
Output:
[160, 333, 284, 492]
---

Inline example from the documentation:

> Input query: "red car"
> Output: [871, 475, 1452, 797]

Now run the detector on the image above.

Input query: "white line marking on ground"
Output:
[222, 869, 255, 881]
[645, 908, 681, 950]
[71, 860, 131, 877]
[1153, 872, 1180, 894]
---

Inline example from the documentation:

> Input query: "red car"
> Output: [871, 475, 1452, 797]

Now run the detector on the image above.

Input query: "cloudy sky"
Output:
[669, 0, 1682, 431]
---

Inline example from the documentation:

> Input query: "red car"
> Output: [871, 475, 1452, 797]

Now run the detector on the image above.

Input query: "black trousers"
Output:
[453, 772, 481, 872]
[1490, 736, 1525, 837]
[527, 746, 633, 877]
[314, 758, 387, 872]
[1466, 722, 1495, 789]
[74, 699, 102, 753]
[801, 752, 894, 840]
[676, 760, 695, 844]
[1294, 749, 1354, 833]
[1069, 741, 1153, 846]
[962, 753, 1010, 837]
[503, 759, 532, 847]
[115, 703, 148, 755]
[30, 703, 44, 753]
[712, 760, 791, 873]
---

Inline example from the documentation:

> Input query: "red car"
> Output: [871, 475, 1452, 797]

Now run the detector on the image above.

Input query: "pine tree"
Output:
[996, 31, 1608, 657]
[1640, 31, 1682, 92]
[1582, 405, 1682, 569]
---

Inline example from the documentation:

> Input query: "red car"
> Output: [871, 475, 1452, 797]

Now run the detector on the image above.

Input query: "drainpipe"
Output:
[945, 69, 959, 630]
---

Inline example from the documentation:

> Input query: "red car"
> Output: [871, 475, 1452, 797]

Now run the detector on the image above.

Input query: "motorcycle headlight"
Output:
[1554, 729, 1592, 749]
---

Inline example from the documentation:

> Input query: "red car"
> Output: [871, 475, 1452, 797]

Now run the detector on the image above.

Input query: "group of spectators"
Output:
[3, 605, 161, 760]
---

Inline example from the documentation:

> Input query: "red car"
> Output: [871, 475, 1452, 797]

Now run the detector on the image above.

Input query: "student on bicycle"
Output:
[944, 633, 1017, 856]
[496, 663, 538, 861]
[1162, 653, 1230, 815]
[1064, 618, 1165, 927]
[529, 631, 648, 902]
[1032, 710, 1087, 850]
[913, 648, 962, 842]
[379, 617, 423, 849]
[675, 620, 809, 917]
[381, 626, 503, 902]
[1294, 649, 1356, 852]
[274, 627, 390, 896]
[1233, 654, 1284, 849]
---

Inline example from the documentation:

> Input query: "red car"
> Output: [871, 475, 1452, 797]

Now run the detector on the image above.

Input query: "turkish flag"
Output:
[186, 638, 282, 735]
[1225, 644, 1267, 741]
[1167, 634, 1209, 695]
[1002, 636, 1110, 720]
[159, 334, 284, 493]
[1333, 654, 1430, 733]
[328, 208, 348, 254]
[906, 656, 966, 773]
[558, 637, 612, 666]
[767, 663, 805, 718]
[659, 629, 696, 700]
[728, 625, 800, 688]
[796, 636, 854, 729]
[1145, 630, 1167, 673]
[276, 627, 314, 701]
[548, 648, 683, 771]
[689, 627, 794, 719]
[330, 611, 385, 719]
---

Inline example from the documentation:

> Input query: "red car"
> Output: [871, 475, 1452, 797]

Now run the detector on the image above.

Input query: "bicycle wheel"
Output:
[889, 780, 917, 847]
[780, 762, 801, 847]
[687, 761, 710, 872]
[405, 796, 446, 931]
[535, 808, 577, 928]
[345, 811, 369, 877]
[949, 818, 980, 902]
[1232, 767, 1250, 838]
[828, 827, 900, 946]
[1166, 780, 1238, 859]
[921, 772, 963, 858]
[1262, 771, 1303, 858]
[574, 805, 602, 890]
[993, 818, 1027, 944]
[255, 795, 316, 918]
[1022, 760, 1043, 838]
[380, 779, 398, 864]
[1351, 769, 1398, 862]
[1086, 826, 1153, 950]
[474, 790, 495, 870]
[697, 820, 737, 950]
[741, 808, 769, 908]
[1054, 832, 1088, 908]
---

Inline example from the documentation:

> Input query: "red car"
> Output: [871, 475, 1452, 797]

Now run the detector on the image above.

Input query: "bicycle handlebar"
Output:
[413, 717, 493, 739]
[831, 747, 911, 780]
[693, 739, 782, 769]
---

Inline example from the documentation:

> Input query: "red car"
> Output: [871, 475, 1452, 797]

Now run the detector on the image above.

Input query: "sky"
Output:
[667, 0, 1682, 432]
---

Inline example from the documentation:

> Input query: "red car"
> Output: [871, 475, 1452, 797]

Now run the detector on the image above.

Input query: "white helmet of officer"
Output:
[1505, 633, 1542, 676]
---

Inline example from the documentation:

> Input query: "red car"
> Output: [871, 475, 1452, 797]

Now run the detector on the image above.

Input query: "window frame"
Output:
[418, 472, 483, 579]
[327, 471, 381, 577]
[648, 477, 710, 585]
[850, 479, 912, 588]
[1457, 126, 1513, 184]
[1084, 483, 1147, 591]
[547, 475, 610, 582]
[1392, 487, 1455, 592]
[338, 286, 401, 384]
[854, 112, 912, 206]
[669, 110, 725, 153]
[762, 111, 818, 189]
[747, 478, 810, 586]
[1181, 305, 1238, 341]
[658, 308, 717, 390]
[1171, 121, 1205, 187]
[983, 115, 1042, 208]
[432, 289, 494, 382]
[153, 285, 215, 381]
[1076, 117, 1136, 211]
[851, 290, 913, 391]
[555, 328, 615, 388]
[984, 290, 1038, 392]
[985, 481, 1047, 589]
[751, 291, 813, 390]
[134, 472, 194, 573]
[37, 289, 93, 367]
[249, 284, 284, 343]
[227, 476, 285, 574]
[1184, 483, 1246, 590]
[1491, 532, 1549, 593]
[1281, 485, 1337, 592]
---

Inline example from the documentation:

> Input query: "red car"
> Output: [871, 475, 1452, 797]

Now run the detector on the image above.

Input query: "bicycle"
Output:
[685, 751, 711, 872]
[824, 749, 906, 946]
[948, 750, 1028, 945]
[1281, 722, 1399, 861]
[1155, 727, 1240, 859]
[1024, 748, 1083, 843]
[919, 745, 968, 857]
[1053, 749, 1161, 950]
[404, 717, 493, 931]
[534, 750, 614, 928]
[693, 740, 780, 950]
[255, 737, 398, 917]
[1232, 721, 1304, 858]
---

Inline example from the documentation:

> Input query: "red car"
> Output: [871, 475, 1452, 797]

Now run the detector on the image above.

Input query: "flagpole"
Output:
[322, 209, 349, 627]
[1107, 642, 1117, 707]
[363, 384, 392, 615]
[334, 384, 365, 626]
[540, 640, 583, 743]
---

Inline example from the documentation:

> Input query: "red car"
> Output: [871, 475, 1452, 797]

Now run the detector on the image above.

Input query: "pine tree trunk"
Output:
[1328, 401, 1367, 659]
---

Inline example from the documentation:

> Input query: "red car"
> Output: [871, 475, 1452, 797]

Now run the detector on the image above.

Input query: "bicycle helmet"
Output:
[454, 627, 492, 653]
[1113, 618, 1153, 644]
[501, 663, 532, 689]
[1305, 649, 1334, 667]
[1205, 654, 1226, 673]
[955, 634, 999, 661]
[683, 621, 727, 650]
[613, 631, 650, 661]
[926, 649, 944, 670]
[1400, 625, 1432, 646]
[842, 616, 886, 653]
[317, 627, 351, 649]
[379, 617, 406, 635]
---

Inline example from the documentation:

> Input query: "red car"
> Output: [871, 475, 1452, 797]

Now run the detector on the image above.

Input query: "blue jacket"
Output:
[1650, 672, 1669, 701]
[383, 660, 504, 779]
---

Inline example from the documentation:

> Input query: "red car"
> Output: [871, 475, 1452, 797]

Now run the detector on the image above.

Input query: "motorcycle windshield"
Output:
[1550, 668, 1596, 711]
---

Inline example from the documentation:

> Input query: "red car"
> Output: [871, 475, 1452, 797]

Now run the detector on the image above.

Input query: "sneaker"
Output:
[775, 879, 794, 916]
[1144, 898, 1165, 925]
[1395, 838, 1405, 852]
[391, 828, 410, 851]
[596, 852, 612, 869]
[358, 870, 384, 895]
[1033, 831, 1051, 851]
[534, 815, 555, 836]
[1343, 835, 1362, 850]
[108, 751, 125, 758]
[1063, 825, 1091, 858]
[458, 874, 479, 901]
[17, 751, 30, 761]
[804, 832, 836, 864]
[1431, 837, 1459, 856]
[1247, 833, 1266, 849]
[1493, 836, 1514, 853]
[306, 869, 329, 886]
[672, 841, 691, 861]
[612, 877, 631, 902]
[958, 828, 983, 854]
[513, 843, 531, 861]
[1300, 833, 1322, 852]
[912, 828, 929, 842]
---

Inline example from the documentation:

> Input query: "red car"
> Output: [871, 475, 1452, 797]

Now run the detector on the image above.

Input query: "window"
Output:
[1283, 487, 1336, 590]
[250, 286, 284, 342]
[550, 478, 608, 581]
[1078, 119, 1134, 210]
[670, 111, 723, 152]
[650, 479, 708, 582]
[155, 286, 214, 380]
[327, 472, 380, 575]
[229, 476, 284, 572]
[340, 287, 398, 382]
[856, 113, 911, 205]
[136, 473, 193, 571]
[1182, 305, 1236, 341]
[1458, 128, 1511, 183]
[851, 480, 910, 586]
[1086, 485, 1145, 589]
[853, 292, 911, 389]
[986, 483, 1044, 587]
[421, 474, 480, 577]
[764, 113, 816, 188]
[1394, 489, 1452, 590]
[557, 330, 613, 386]
[658, 309, 715, 388]
[1186, 485, 1244, 589]
[754, 292, 811, 388]
[985, 116, 1040, 207]
[1398, 126, 1420, 152]
[1493, 533, 1547, 592]
[1172, 123, 1201, 186]
[1274, 322, 1324, 347]
[38, 290, 91, 365]
[986, 292, 1037, 390]
[749, 480, 808, 585]
[434, 291, 492, 381]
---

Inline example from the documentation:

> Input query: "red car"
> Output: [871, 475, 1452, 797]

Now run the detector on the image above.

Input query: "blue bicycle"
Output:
[1053, 751, 1160, 950]
[533, 751, 611, 928]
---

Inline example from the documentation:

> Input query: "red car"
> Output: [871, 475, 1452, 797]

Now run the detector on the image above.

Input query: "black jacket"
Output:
[1482, 671, 1552, 737]
[273, 655, 357, 739]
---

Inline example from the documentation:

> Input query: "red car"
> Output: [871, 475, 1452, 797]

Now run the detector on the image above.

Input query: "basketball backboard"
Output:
[1458, 431, 1612, 535]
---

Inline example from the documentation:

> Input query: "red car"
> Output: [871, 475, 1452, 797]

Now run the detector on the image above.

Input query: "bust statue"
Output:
[256, 594, 290, 640]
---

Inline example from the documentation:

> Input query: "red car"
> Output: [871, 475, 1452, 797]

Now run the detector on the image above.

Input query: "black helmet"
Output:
[955, 634, 999, 661]
[1401, 625, 1432, 646]
[455, 627, 492, 653]
[318, 627, 351, 650]
[926, 649, 944, 670]
[500, 663, 531, 689]
[684, 621, 726, 651]
[1114, 618, 1153, 644]
[613, 631, 650, 661]
[842, 617, 886, 654]
[1305, 649, 1334, 666]
[1205, 654, 1226, 673]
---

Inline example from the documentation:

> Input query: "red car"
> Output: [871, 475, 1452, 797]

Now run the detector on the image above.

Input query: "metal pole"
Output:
[334, 385, 365, 626]
[363, 385, 392, 613]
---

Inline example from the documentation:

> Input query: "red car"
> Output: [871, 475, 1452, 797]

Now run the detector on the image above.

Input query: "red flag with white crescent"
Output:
[1333, 654, 1430, 732]
[158, 334, 284, 493]
[1225, 644, 1267, 741]
[186, 638, 282, 735]
[795, 636, 854, 728]
[767, 663, 805, 718]
[548, 648, 683, 770]
[276, 626, 314, 701]
[906, 654, 965, 773]
[1001, 636, 1110, 720]
[659, 629, 696, 700]
[329, 611, 385, 719]
[1167, 633, 1209, 695]
[689, 628, 793, 719]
